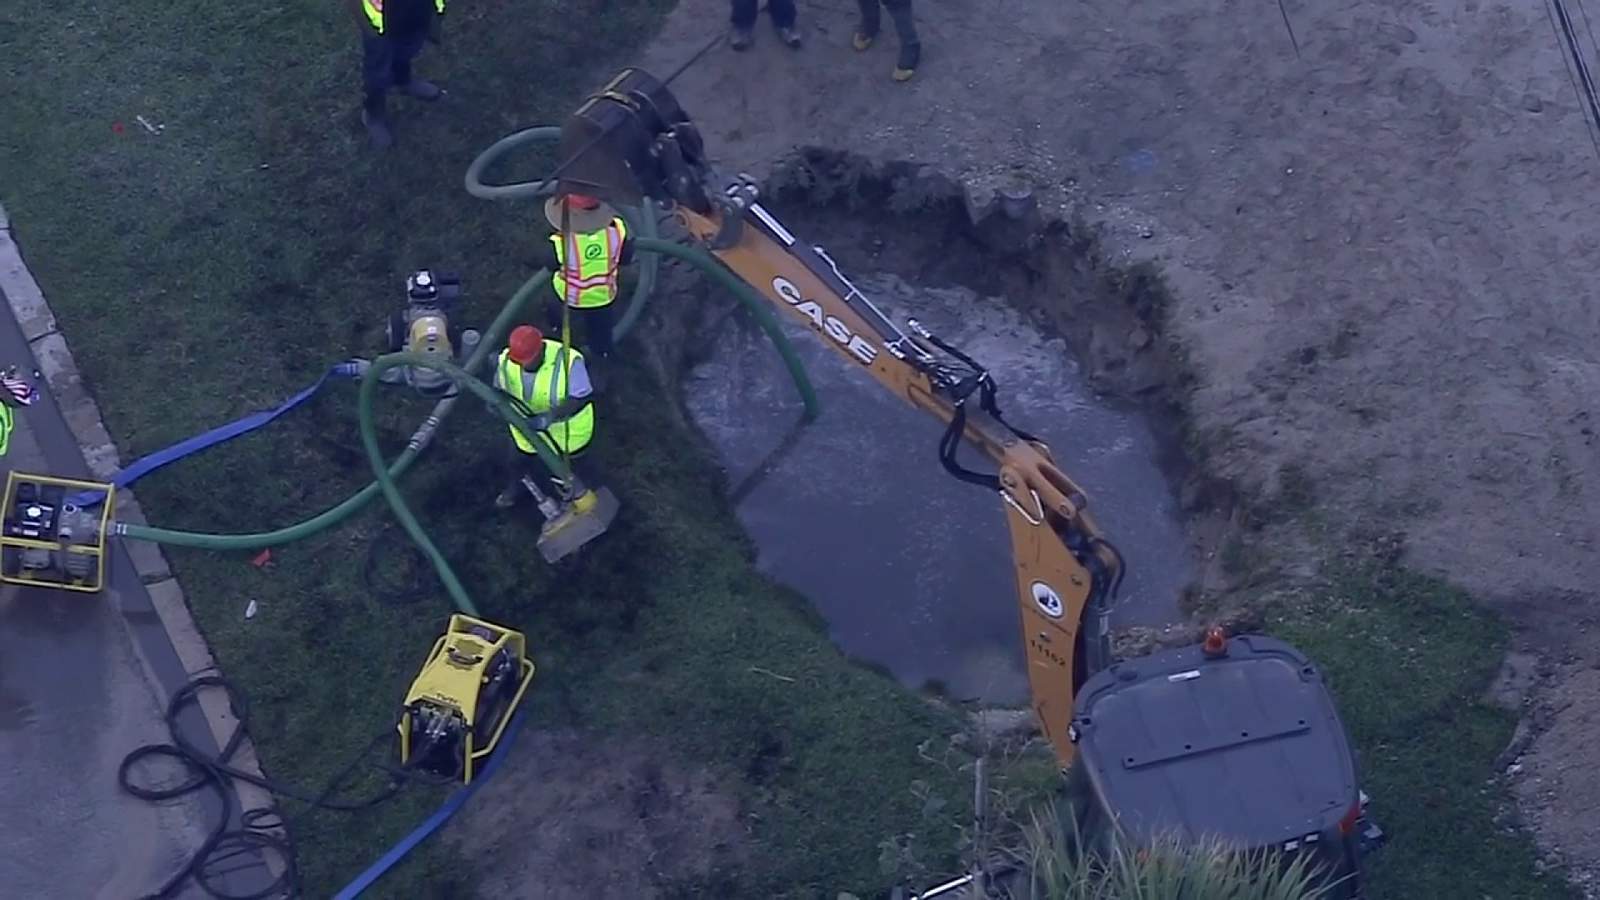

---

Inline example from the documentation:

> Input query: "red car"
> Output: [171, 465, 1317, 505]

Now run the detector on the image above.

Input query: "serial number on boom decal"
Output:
[772, 276, 880, 366]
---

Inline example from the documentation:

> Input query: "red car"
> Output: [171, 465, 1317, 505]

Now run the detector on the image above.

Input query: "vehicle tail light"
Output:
[1338, 800, 1362, 836]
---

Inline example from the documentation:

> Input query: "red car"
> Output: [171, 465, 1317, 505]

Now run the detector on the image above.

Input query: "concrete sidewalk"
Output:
[0, 203, 281, 898]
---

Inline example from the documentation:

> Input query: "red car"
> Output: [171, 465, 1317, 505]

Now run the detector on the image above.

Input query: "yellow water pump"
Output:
[398, 614, 535, 784]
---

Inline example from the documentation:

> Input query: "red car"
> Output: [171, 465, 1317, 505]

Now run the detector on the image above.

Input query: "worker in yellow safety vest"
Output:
[530, 194, 636, 376]
[346, 0, 447, 149]
[491, 325, 597, 510]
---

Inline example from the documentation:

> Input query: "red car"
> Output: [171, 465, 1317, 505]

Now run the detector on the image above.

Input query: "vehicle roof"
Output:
[1070, 633, 1359, 848]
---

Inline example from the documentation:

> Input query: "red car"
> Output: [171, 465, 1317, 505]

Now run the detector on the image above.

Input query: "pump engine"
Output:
[384, 269, 478, 395]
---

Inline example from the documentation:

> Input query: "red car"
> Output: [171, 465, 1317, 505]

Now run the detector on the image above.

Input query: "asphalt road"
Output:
[0, 286, 277, 898]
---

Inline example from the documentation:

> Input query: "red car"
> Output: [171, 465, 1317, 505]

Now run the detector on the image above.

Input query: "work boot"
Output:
[730, 26, 754, 51]
[361, 96, 393, 150]
[888, 4, 920, 81]
[776, 25, 803, 49]
[893, 42, 921, 82]
[854, 0, 880, 50]
[397, 79, 442, 101]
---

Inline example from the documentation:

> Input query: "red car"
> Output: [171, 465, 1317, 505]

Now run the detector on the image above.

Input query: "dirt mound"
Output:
[444, 729, 747, 899]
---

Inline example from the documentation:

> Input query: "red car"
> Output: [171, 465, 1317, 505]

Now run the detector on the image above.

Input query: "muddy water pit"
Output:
[682, 162, 1197, 705]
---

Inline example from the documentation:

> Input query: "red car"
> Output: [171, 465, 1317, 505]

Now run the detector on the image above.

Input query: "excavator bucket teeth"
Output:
[536, 487, 620, 563]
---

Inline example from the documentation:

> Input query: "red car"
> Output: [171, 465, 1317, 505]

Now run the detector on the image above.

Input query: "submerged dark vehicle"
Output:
[1065, 631, 1385, 897]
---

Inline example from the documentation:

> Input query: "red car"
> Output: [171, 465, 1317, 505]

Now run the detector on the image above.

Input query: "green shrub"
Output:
[1013, 804, 1337, 900]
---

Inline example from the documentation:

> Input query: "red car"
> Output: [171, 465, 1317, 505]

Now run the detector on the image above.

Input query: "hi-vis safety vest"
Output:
[0, 404, 12, 457]
[361, 0, 446, 34]
[551, 218, 628, 309]
[497, 342, 593, 456]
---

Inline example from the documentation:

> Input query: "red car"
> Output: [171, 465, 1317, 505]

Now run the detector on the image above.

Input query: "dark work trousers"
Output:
[505, 439, 595, 503]
[546, 299, 616, 360]
[731, 0, 796, 29]
[857, 0, 919, 47]
[361, 25, 429, 114]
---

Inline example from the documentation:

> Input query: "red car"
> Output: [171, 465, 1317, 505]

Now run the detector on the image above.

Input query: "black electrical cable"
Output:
[119, 676, 433, 899]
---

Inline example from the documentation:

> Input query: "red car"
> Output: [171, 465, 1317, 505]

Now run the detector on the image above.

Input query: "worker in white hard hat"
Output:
[528, 193, 636, 381]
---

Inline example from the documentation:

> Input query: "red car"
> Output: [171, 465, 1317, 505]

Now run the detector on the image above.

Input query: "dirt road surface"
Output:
[640, 0, 1600, 888]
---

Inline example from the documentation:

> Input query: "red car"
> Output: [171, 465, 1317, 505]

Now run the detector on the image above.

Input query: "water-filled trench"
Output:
[685, 269, 1193, 704]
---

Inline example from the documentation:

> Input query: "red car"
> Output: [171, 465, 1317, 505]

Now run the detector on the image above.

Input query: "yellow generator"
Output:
[398, 614, 535, 784]
[0, 472, 114, 593]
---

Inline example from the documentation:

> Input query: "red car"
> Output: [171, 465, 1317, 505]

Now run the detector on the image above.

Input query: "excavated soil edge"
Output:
[645, 148, 1262, 654]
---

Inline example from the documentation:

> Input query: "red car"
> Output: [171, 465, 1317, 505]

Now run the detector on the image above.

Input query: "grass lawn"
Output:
[1272, 567, 1574, 900]
[0, 1, 974, 895]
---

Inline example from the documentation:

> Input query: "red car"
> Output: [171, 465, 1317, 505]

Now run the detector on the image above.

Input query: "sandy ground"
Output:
[636, 0, 1600, 888]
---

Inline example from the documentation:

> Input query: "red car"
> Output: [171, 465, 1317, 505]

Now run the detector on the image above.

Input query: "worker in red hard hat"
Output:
[529, 192, 635, 383]
[491, 323, 597, 510]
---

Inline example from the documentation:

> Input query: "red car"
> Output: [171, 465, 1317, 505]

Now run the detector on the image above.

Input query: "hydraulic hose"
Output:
[631, 237, 819, 421]
[356, 351, 569, 617]
[115, 269, 553, 549]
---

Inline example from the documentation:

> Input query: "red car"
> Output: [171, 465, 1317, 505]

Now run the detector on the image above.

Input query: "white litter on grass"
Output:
[134, 115, 164, 135]
[245, 599, 258, 619]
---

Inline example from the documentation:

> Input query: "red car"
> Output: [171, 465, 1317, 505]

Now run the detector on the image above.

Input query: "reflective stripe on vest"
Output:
[361, 0, 447, 34]
[550, 218, 627, 309]
[496, 343, 593, 455]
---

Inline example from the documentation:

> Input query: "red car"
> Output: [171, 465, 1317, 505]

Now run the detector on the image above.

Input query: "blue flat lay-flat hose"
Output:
[73, 362, 365, 505]
[331, 711, 527, 900]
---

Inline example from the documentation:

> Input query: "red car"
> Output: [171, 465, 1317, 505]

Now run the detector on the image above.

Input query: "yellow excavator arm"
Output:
[557, 68, 1125, 767]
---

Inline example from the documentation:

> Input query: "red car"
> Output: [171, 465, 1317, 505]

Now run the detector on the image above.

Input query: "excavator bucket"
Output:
[535, 485, 620, 563]
[556, 67, 711, 213]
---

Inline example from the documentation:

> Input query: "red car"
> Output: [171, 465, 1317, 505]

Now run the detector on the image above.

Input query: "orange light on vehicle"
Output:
[1201, 626, 1228, 657]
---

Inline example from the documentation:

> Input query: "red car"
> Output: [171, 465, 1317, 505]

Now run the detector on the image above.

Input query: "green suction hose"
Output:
[118, 125, 817, 550]
[462, 123, 815, 415]
[464, 124, 661, 344]
[115, 269, 553, 550]
[631, 237, 819, 421]
[462, 126, 565, 203]
[354, 351, 563, 617]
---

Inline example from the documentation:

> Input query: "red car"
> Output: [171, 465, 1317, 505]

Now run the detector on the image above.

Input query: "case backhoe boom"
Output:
[556, 68, 1125, 766]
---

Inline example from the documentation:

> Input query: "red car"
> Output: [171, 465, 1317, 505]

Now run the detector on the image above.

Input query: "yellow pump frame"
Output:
[0, 471, 114, 593]
[398, 614, 536, 784]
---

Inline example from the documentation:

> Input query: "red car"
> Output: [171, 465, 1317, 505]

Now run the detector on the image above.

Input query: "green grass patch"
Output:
[0, 1, 975, 895]
[1272, 567, 1573, 899]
